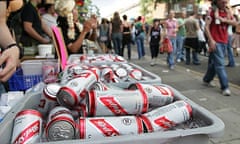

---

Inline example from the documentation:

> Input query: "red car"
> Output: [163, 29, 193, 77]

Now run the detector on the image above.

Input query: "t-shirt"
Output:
[150, 26, 161, 44]
[177, 18, 186, 36]
[57, 16, 87, 54]
[20, 2, 44, 46]
[184, 17, 198, 38]
[42, 13, 57, 31]
[209, 10, 229, 44]
[166, 18, 177, 38]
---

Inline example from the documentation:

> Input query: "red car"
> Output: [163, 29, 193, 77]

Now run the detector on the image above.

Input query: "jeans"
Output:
[176, 35, 185, 60]
[150, 43, 159, 59]
[135, 33, 145, 59]
[226, 35, 235, 66]
[112, 32, 122, 55]
[167, 37, 176, 66]
[203, 43, 229, 90]
[121, 43, 131, 60]
[185, 48, 200, 64]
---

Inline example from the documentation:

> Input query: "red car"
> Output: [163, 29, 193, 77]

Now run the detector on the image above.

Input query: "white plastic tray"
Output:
[0, 84, 224, 144]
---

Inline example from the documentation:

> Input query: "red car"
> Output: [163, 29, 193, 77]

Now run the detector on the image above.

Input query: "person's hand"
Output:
[208, 39, 216, 52]
[0, 46, 20, 82]
[41, 37, 51, 44]
[83, 17, 97, 33]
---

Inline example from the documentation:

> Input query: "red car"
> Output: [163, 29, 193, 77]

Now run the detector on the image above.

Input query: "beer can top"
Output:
[115, 68, 128, 78]
[46, 120, 76, 141]
[45, 83, 61, 96]
[57, 87, 77, 108]
[129, 69, 143, 80]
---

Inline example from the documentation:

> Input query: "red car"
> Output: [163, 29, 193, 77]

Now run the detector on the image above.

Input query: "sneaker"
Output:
[203, 81, 216, 87]
[222, 88, 231, 96]
[150, 62, 155, 66]
[177, 59, 181, 63]
[169, 65, 174, 70]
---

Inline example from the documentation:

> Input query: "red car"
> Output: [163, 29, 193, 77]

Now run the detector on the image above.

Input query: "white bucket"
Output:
[38, 44, 53, 56]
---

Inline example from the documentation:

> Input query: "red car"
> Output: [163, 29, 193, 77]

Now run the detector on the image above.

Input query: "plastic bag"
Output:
[160, 38, 173, 53]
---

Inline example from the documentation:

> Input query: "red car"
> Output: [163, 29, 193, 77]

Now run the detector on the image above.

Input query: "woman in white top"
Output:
[42, 2, 57, 32]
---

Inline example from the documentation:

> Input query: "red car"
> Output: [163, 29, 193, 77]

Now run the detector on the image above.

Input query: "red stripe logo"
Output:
[99, 97, 128, 115]
[154, 116, 176, 129]
[13, 120, 40, 144]
[90, 119, 119, 137]
[154, 86, 173, 96]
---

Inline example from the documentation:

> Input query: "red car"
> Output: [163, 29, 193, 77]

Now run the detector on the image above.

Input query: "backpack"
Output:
[135, 22, 143, 36]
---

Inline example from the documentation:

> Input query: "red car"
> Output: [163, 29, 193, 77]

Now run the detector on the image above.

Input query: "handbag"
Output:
[160, 38, 173, 53]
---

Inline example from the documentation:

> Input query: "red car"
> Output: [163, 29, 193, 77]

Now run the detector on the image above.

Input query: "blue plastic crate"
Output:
[8, 68, 43, 91]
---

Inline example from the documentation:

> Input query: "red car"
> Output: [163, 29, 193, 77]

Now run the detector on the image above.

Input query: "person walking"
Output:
[203, 0, 237, 96]
[232, 14, 240, 56]
[121, 14, 132, 60]
[134, 16, 145, 60]
[110, 12, 122, 55]
[184, 12, 201, 65]
[225, 23, 236, 67]
[148, 18, 161, 66]
[176, 11, 186, 62]
[165, 10, 178, 69]
[197, 13, 208, 56]
[98, 18, 109, 53]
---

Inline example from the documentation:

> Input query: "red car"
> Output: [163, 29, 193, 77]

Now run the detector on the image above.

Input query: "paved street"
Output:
[124, 45, 240, 144]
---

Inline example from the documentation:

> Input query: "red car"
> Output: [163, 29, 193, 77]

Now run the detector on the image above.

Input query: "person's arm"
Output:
[67, 17, 97, 53]
[23, 21, 50, 44]
[0, 2, 20, 82]
[41, 19, 53, 39]
[204, 16, 216, 52]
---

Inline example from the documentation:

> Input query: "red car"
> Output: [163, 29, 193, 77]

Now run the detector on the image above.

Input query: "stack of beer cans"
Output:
[10, 54, 193, 143]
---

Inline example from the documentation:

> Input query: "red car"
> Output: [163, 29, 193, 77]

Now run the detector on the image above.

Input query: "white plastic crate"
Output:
[0, 84, 224, 144]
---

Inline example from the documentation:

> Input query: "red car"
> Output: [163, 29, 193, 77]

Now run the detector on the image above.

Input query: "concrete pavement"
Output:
[126, 47, 240, 144]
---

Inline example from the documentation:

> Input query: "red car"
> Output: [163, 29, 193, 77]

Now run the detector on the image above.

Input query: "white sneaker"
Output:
[222, 88, 231, 96]
[177, 59, 181, 63]
[150, 62, 155, 66]
[203, 81, 216, 87]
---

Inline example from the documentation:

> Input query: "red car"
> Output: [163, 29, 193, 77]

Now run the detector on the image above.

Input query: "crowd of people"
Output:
[0, 0, 240, 97]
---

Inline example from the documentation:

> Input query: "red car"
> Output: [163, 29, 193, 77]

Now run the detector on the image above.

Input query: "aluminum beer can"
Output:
[143, 100, 192, 132]
[86, 89, 149, 116]
[38, 83, 61, 116]
[129, 83, 174, 107]
[57, 69, 99, 108]
[76, 116, 144, 140]
[11, 109, 42, 144]
[90, 82, 109, 91]
[45, 106, 76, 141]
[129, 69, 143, 81]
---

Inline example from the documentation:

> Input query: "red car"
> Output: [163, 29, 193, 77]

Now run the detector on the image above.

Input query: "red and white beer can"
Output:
[45, 106, 76, 141]
[57, 69, 99, 108]
[11, 109, 42, 144]
[143, 100, 192, 132]
[90, 82, 109, 91]
[129, 83, 174, 107]
[38, 83, 60, 116]
[71, 104, 87, 119]
[129, 69, 143, 81]
[101, 67, 115, 83]
[86, 89, 149, 116]
[76, 116, 144, 140]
